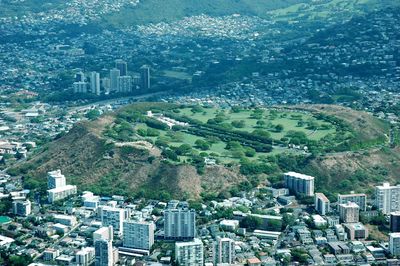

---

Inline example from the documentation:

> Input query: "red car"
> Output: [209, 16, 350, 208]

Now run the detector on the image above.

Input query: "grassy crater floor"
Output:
[112, 105, 349, 164]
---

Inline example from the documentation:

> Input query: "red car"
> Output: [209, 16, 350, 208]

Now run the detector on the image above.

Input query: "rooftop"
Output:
[284, 171, 315, 180]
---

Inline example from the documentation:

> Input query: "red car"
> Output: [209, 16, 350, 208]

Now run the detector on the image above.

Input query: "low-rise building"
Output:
[343, 223, 368, 240]
[47, 185, 77, 203]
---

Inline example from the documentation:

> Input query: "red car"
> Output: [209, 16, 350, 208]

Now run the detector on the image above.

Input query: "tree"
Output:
[195, 139, 210, 151]
[275, 124, 284, 132]
[231, 120, 246, 128]
[240, 216, 263, 230]
[291, 248, 309, 264]
[85, 109, 101, 120]
[175, 144, 192, 155]
[146, 128, 160, 137]
[256, 120, 266, 127]
[244, 147, 256, 157]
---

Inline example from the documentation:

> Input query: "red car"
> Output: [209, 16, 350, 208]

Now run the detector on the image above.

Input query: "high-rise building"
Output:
[140, 65, 151, 90]
[93, 226, 113, 242]
[101, 78, 111, 94]
[391, 212, 400, 232]
[90, 71, 101, 96]
[314, 192, 330, 215]
[214, 237, 235, 265]
[123, 220, 155, 251]
[47, 170, 66, 189]
[73, 81, 88, 93]
[375, 183, 400, 214]
[76, 247, 95, 266]
[132, 73, 141, 89]
[115, 59, 128, 76]
[164, 208, 196, 240]
[283, 172, 315, 196]
[339, 202, 360, 223]
[47, 169, 77, 203]
[390, 233, 400, 256]
[338, 193, 367, 211]
[117, 76, 132, 93]
[110, 68, 120, 92]
[94, 239, 113, 266]
[75, 71, 85, 82]
[175, 238, 204, 266]
[12, 200, 31, 216]
[101, 206, 125, 236]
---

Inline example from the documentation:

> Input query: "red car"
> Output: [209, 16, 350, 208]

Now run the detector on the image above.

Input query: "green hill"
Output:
[8, 103, 396, 201]
[103, 0, 303, 26]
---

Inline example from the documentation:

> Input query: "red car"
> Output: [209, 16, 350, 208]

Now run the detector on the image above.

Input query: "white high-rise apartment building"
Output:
[390, 233, 400, 256]
[338, 193, 367, 211]
[339, 202, 360, 223]
[73, 81, 88, 93]
[164, 208, 196, 240]
[93, 226, 113, 242]
[175, 238, 204, 266]
[94, 239, 113, 266]
[47, 170, 77, 203]
[117, 76, 132, 93]
[90, 72, 101, 95]
[101, 206, 125, 235]
[315, 192, 330, 215]
[214, 237, 235, 265]
[47, 170, 66, 189]
[375, 183, 400, 214]
[110, 68, 120, 92]
[123, 220, 155, 250]
[284, 172, 315, 196]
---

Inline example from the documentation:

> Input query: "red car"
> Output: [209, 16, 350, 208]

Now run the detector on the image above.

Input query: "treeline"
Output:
[167, 112, 274, 153]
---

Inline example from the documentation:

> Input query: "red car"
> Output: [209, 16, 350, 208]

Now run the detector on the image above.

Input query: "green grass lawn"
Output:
[130, 106, 339, 164]
[177, 107, 336, 141]
[163, 71, 192, 82]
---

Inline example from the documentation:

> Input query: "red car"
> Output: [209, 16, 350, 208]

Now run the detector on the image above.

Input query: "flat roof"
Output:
[315, 193, 329, 202]
[47, 185, 76, 193]
[175, 238, 202, 247]
[284, 171, 315, 180]
[0, 235, 14, 246]
[338, 193, 366, 197]
[339, 202, 360, 208]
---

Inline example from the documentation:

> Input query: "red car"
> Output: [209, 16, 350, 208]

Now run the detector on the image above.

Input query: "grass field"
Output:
[163, 71, 192, 82]
[130, 106, 337, 164]
[177, 107, 336, 141]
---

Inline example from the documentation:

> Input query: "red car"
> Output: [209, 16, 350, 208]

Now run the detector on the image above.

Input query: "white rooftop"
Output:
[284, 171, 315, 180]
[47, 185, 76, 193]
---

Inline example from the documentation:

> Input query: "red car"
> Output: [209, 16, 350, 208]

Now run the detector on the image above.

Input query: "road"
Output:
[68, 90, 172, 113]
[33, 222, 83, 261]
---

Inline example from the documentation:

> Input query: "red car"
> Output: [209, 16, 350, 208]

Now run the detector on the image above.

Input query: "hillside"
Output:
[103, 0, 303, 26]
[305, 146, 400, 198]
[102, 0, 399, 27]
[12, 112, 245, 200]
[9, 103, 395, 201]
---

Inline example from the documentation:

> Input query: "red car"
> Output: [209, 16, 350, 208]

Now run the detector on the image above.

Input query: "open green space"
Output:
[177, 106, 336, 141]
[162, 71, 192, 82]
[106, 104, 349, 166]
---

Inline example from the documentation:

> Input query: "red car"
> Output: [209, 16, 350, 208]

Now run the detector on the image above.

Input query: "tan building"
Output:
[339, 202, 359, 223]
[343, 223, 369, 240]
